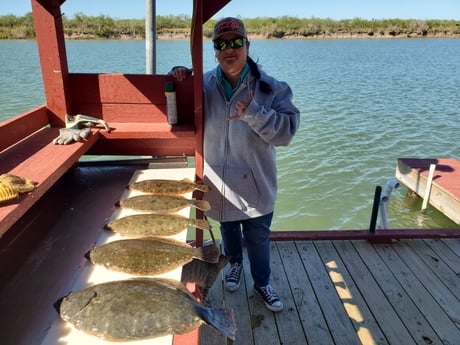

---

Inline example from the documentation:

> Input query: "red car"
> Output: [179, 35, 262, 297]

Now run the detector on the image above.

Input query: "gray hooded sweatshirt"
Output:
[202, 64, 300, 222]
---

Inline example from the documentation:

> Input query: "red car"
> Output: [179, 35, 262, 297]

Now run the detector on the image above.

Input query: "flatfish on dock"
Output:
[0, 173, 35, 203]
[118, 194, 211, 213]
[105, 213, 212, 237]
[86, 237, 220, 275]
[57, 277, 236, 341]
[129, 178, 210, 195]
[181, 253, 230, 306]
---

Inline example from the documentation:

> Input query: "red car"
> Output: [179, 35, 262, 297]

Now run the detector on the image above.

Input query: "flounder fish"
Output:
[86, 237, 220, 275]
[105, 213, 212, 237]
[129, 178, 210, 195]
[57, 277, 236, 341]
[0, 173, 35, 203]
[181, 253, 230, 306]
[118, 194, 210, 213]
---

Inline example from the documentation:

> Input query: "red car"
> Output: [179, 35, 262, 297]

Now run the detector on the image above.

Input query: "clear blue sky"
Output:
[2, 0, 459, 20]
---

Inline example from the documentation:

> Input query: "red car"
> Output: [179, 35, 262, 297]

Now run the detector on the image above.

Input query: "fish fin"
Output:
[194, 306, 236, 340]
[192, 199, 211, 211]
[0, 182, 19, 203]
[153, 278, 196, 295]
[54, 296, 65, 314]
[218, 255, 231, 269]
[200, 243, 221, 263]
[196, 184, 210, 193]
[194, 219, 212, 230]
[182, 178, 210, 192]
[103, 222, 114, 231]
[84, 250, 91, 261]
[197, 184, 211, 193]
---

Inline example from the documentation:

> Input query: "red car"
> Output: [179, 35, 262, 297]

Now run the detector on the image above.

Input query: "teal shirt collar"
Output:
[218, 63, 250, 100]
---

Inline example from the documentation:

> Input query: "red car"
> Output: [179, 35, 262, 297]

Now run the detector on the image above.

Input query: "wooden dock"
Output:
[396, 158, 460, 224]
[200, 239, 460, 345]
[1, 164, 459, 345]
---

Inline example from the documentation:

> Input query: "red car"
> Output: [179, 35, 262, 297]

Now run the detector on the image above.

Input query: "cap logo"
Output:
[217, 21, 241, 34]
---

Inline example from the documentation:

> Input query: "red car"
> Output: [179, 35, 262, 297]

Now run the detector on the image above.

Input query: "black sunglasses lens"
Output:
[229, 38, 244, 49]
[213, 40, 226, 51]
[218, 40, 227, 51]
[214, 38, 245, 51]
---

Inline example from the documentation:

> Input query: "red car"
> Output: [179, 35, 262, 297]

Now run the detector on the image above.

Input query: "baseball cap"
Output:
[212, 17, 247, 40]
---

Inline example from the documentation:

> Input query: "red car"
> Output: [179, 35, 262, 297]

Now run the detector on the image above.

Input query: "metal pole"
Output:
[379, 179, 400, 229]
[145, 0, 156, 74]
[369, 185, 382, 233]
[421, 164, 436, 212]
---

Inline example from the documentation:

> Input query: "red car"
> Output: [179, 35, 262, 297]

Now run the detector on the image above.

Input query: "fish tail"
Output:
[182, 178, 209, 192]
[193, 219, 212, 230]
[195, 305, 236, 340]
[200, 243, 221, 263]
[195, 183, 210, 192]
[192, 199, 211, 211]
[0, 182, 19, 203]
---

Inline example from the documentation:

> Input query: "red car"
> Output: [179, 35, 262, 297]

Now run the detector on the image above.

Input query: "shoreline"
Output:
[2, 30, 459, 41]
[61, 31, 460, 41]
[2, 14, 459, 41]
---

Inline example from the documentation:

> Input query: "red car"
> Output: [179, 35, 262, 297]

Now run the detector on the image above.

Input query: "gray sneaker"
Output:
[225, 262, 242, 292]
[254, 284, 283, 312]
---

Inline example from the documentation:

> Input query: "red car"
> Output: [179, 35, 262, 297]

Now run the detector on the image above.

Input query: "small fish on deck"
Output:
[57, 277, 236, 341]
[105, 213, 212, 237]
[0, 173, 35, 203]
[129, 178, 210, 195]
[118, 194, 211, 213]
[86, 237, 220, 276]
[181, 253, 230, 306]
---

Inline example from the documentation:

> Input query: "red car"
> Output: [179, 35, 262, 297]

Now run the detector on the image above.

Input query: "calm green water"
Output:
[1, 39, 459, 230]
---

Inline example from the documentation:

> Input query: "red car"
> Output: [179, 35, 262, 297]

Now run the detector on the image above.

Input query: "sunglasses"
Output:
[213, 37, 247, 51]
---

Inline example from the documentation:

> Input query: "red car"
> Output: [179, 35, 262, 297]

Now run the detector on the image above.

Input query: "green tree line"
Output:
[1, 13, 459, 39]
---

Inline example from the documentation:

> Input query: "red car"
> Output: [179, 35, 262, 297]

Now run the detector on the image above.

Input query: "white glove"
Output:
[53, 128, 91, 145]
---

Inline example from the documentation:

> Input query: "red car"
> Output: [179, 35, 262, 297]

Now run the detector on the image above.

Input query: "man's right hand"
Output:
[170, 66, 193, 82]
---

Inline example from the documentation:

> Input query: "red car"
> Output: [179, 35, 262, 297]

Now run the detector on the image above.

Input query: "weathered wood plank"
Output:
[297, 241, 360, 344]
[202, 238, 460, 345]
[269, 242, 305, 345]
[242, 254, 273, 345]
[373, 242, 460, 344]
[409, 240, 460, 298]
[439, 238, 460, 269]
[349, 241, 439, 344]
[391, 241, 460, 325]
[424, 239, 460, 275]
[278, 241, 334, 345]
[314, 241, 388, 345]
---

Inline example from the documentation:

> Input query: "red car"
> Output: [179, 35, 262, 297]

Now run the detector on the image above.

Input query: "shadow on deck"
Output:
[200, 238, 460, 345]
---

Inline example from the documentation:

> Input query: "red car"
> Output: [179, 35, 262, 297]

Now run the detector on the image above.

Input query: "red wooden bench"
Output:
[0, 106, 100, 236]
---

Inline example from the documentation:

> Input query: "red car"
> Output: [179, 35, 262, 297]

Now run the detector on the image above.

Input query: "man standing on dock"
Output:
[172, 17, 300, 312]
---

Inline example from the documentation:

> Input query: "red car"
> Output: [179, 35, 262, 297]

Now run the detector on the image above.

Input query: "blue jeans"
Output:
[220, 212, 273, 287]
